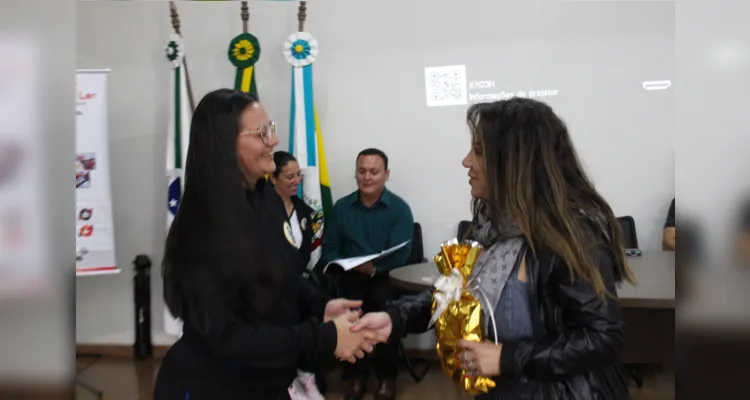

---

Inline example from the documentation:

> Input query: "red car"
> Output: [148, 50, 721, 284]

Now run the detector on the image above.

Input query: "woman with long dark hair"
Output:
[353, 97, 636, 399]
[155, 89, 383, 399]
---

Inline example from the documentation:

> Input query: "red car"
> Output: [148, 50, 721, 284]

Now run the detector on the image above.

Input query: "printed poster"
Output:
[76, 70, 118, 275]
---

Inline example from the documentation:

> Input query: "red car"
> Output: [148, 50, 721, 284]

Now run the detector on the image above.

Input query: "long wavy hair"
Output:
[162, 89, 282, 334]
[467, 98, 635, 297]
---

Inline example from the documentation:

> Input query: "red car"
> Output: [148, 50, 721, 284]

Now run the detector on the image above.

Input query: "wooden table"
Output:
[389, 251, 675, 365]
[390, 252, 675, 307]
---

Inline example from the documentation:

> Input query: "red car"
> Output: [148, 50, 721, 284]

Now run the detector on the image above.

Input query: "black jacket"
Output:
[385, 219, 631, 399]
[154, 182, 334, 400]
[267, 186, 315, 272]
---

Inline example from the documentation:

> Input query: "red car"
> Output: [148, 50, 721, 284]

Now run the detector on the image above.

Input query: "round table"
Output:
[389, 251, 675, 308]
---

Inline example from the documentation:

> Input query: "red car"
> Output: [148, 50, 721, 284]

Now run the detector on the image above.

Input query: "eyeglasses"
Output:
[242, 121, 277, 144]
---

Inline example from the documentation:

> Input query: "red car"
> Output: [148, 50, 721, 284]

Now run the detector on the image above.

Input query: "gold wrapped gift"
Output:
[429, 239, 495, 396]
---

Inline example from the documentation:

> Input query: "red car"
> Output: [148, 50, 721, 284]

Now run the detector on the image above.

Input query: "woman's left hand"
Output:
[324, 298, 363, 322]
[457, 339, 503, 377]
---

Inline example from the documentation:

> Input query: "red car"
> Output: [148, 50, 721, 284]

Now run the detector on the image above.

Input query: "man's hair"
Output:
[357, 148, 389, 170]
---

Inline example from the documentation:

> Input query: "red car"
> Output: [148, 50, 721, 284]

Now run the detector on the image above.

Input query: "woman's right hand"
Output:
[332, 311, 386, 363]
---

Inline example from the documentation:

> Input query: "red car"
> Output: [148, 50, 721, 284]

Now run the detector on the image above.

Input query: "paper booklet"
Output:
[323, 240, 411, 273]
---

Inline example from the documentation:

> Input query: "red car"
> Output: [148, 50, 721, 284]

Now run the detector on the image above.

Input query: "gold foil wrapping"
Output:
[432, 239, 495, 395]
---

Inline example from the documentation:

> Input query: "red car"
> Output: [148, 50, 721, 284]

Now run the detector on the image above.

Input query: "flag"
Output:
[284, 32, 332, 271]
[164, 32, 191, 338]
[228, 32, 261, 94]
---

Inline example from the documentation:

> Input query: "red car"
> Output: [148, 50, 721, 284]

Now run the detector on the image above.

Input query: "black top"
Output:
[664, 198, 675, 228]
[266, 185, 315, 272]
[154, 180, 335, 400]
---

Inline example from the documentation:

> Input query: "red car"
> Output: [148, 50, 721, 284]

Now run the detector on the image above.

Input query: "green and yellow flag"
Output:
[228, 3, 260, 95]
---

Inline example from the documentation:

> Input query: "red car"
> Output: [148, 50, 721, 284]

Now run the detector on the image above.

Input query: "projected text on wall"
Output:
[424, 65, 560, 108]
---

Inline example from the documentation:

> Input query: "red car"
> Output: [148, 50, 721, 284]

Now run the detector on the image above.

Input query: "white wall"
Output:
[75, 0, 675, 346]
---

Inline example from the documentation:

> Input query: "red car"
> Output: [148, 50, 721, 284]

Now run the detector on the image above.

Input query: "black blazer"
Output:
[267, 185, 315, 273]
[154, 180, 333, 399]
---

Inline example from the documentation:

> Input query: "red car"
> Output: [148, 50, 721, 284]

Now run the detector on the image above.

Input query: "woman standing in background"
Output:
[269, 150, 328, 398]
[270, 151, 314, 272]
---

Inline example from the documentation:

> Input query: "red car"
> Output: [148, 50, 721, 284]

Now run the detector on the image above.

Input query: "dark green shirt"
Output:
[320, 188, 414, 276]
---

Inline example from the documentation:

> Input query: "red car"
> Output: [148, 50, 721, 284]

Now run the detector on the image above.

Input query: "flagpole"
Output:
[169, 1, 196, 112]
[241, 1, 249, 33]
[298, 1, 307, 32]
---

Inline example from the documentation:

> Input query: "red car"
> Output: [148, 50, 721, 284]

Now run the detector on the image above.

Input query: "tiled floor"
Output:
[75, 357, 674, 400]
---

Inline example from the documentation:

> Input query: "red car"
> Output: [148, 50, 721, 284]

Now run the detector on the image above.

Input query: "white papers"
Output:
[323, 240, 410, 273]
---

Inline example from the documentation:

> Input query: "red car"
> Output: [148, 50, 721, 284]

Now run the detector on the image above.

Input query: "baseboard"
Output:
[76, 343, 437, 361]
[0, 384, 74, 399]
[76, 344, 171, 359]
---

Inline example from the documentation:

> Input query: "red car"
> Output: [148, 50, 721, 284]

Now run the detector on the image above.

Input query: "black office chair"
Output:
[397, 222, 431, 383]
[457, 220, 472, 240]
[617, 216, 639, 249]
[616, 216, 644, 388]
[407, 222, 427, 265]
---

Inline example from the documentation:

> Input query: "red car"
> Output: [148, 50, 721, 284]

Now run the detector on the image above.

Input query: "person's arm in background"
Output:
[373, 203, 414, 277]
[734, 200, 750, 265]
[662, 198, 676, 251]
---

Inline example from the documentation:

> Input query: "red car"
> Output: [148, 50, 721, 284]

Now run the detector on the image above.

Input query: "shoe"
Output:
[344, 379, 366, 400]
[297, 371, 324, 400]
[288, 378, 306, 400]
[374, 380, 396, 400]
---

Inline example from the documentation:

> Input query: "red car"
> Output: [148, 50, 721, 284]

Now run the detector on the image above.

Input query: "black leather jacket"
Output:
[385, 225, 631, 399]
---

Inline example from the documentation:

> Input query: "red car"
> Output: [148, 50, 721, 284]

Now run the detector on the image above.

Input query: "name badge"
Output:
[283, 221, 297, 247]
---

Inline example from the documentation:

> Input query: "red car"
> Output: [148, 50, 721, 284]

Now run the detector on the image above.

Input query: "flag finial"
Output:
[241, 1, 249, 33]
[169, 1, 182, 35]
[298, 1, 307, 32]
[167, 1, 195, 112]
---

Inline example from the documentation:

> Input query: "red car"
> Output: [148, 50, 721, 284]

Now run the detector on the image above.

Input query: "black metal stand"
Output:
[76, 353, 104, 399]
[133, 255, 154, 360]
[76, 378, 104, 399]
[626, 364, 645, 388]
[398, 340, 431, 383]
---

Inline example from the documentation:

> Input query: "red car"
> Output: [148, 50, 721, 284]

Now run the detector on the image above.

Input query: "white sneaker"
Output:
[297, 370, 325, 400]
[288, 377, 307, 400]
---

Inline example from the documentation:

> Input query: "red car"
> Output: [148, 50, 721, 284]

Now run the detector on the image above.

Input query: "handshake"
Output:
[324, 299, 394, 363]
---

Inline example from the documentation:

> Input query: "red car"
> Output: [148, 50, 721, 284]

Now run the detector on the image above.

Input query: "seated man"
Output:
[320, 148, 413, 400]
[663, 198, 675, 251]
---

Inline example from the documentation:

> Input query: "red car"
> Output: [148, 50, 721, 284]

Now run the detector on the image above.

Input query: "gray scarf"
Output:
[468, 203, 525, 339]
